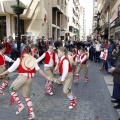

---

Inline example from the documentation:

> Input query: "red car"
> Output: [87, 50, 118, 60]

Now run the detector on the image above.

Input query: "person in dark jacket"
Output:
[109, 56, 120, 109]
[106, 39, 115, 73]
[54, 40, 62, 49]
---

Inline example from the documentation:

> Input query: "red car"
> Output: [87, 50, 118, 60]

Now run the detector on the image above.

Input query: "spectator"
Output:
[106, 39, 115, 73]
[89, 42, 95, 61]
[94, 41, 101, 63]
[20, 38, 27, 52]
[110, 56, 120, 109]
[9, 36, 16, 60]
[2, 36, 11, 55]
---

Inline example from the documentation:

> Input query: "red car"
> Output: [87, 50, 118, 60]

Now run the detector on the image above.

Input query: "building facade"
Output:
[0, 0, 80, 41]
[80, 7, 87, 41]
[66, 0, 80, 40]
[92, 0, 120, 40]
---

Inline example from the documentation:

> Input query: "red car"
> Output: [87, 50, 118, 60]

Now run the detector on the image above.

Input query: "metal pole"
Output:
[17, 0, 20, 57]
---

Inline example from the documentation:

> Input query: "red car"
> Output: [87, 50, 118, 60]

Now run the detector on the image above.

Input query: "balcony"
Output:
[101, 0, 110, 15]
[102, 22, 109, 30]
[53, 0, 63, 14]
[115, 17, 120, 27]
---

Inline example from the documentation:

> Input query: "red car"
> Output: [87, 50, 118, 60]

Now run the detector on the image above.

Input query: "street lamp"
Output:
[11, 0, 26, 57]
[97, 11, 101, 40]
[97, 12, 100, 25]
[16, 0, 20, 57]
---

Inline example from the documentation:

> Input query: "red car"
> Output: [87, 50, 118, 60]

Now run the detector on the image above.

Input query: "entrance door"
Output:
[0, 16, 6, 40]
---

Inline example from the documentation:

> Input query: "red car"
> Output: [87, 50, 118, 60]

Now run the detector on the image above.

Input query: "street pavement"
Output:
[0, 61, 119, 120]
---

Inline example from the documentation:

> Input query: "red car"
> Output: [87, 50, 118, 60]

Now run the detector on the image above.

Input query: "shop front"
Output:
[115, 26, 120, 40]
[110, 11, 118, 39]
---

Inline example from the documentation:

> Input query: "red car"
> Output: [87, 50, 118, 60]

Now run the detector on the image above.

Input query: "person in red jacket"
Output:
[0, 45, 57, 120]
[2, 36, 12, 54]
[2, 36, 12, 68]
[75, 48, 89, 83]
[54, 47, 77, 109]
[37, 44, 58, 95]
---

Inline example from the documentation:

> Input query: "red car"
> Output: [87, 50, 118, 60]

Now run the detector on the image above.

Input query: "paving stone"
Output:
[0, 62, 119, 120]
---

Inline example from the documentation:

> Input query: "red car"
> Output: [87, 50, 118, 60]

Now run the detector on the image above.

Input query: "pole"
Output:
[17, 0, 20, 57]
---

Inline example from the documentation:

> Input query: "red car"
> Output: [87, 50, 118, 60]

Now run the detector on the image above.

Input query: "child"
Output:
[71, 49, 78, 74]
[30, 44, 38, 59]
[0, 45, 56, 120]
[75, 48, 89, 83]
[85, 47, 89, 68]
[0, 44, 14, 95]
[37, 44, 58, 95]
[99, 48, 108, 71]
[54, 47, 77, 109]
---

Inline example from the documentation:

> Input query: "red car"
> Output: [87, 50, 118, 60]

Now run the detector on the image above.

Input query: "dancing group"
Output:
[0, 43, 89, 120]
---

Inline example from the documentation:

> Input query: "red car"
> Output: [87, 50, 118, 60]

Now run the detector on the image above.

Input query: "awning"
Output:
[1, 0, 41, 19]
[65, 31, 75, 37]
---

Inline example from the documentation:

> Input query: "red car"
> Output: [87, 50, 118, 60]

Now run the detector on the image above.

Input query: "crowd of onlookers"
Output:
[89, 39, 120, 73]
[1, 35, 120, 72]
[1, 35, 120, 111]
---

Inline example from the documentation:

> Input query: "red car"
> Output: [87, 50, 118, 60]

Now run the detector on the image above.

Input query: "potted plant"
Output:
[94, 26, 102, 32]
[11, 4, 26, 14]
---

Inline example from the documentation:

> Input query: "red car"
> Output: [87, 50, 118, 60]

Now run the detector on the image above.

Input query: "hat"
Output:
[21, 54, 36, 70]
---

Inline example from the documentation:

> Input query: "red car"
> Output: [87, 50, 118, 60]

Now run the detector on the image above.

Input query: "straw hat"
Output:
[21, 54, 36, 70]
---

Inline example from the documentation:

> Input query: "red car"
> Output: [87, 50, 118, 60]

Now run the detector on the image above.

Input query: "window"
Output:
[0, 16, 6, 40]
[15, 17, 24, 35]
[118, 5, 120, 17]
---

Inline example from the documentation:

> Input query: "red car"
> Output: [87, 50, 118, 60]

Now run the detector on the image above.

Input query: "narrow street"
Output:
[0, 61, 119, 120]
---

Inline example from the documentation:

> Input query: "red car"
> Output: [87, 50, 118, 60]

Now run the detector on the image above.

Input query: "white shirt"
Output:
[78, 50, 81, 55]
[60, 56, 69, 81]
[95, 44, 101, 52]
[75, 54, 80, 62]
[8, 58, 40, 77]
[0, 52, 13, 63]
[37, 51, 58, 67]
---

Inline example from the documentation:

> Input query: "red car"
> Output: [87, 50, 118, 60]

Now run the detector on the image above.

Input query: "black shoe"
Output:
[111, 99, 120, 103]
[118, 118, 120, 120]
[114, 104, 120, 109]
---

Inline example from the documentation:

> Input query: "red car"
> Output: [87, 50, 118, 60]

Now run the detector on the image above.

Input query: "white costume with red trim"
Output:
[0, 52, 13, 95]
[37, 51, 58, 95]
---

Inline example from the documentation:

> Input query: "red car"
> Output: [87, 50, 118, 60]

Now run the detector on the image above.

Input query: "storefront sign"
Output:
[110, 21, 115, 28]
[60, 30, 65, 36]
[110, 11, 118, 23]
[115, 26, 120, 33]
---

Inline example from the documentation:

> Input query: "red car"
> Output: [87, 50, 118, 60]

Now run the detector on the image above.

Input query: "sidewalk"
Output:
[104, 74, 120, 116]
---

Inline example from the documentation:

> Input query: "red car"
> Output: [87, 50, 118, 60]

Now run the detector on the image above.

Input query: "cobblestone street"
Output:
[0, 62, 119, 120]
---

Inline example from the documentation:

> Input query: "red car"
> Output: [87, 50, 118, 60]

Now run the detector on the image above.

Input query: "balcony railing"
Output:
[102, 22, 109, 30]
[101, 0, 110, 15]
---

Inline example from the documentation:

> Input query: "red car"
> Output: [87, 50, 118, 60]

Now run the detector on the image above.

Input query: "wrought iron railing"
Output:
[101, 0, 110, 15]
[102, 22, 109, 30]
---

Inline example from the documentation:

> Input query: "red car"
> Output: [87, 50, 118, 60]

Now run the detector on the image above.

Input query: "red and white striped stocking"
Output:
[25, 98, 33, 114]
[0, 81, 8, 91]
[85, 75, 88, 82]
[11, 91, 24, 114]
[45, 81, 53, 95]
[11, 92, 22, 106]
[25, 98, 35, 119]
[74, 74, 79, 82]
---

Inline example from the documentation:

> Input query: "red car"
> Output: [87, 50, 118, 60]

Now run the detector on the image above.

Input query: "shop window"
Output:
[0, 16, 6, 40]
[15, 17, 24, 36]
